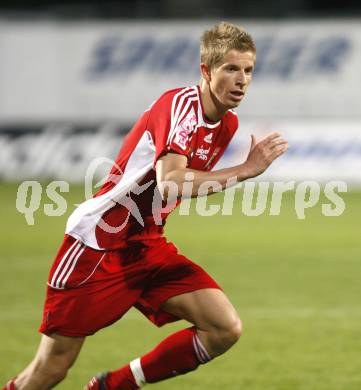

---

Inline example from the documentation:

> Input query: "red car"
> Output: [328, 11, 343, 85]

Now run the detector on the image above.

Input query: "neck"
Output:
[199, 80, 227, 122]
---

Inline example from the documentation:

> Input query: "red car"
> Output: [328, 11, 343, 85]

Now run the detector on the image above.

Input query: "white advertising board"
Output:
[0, 21, 360, 122]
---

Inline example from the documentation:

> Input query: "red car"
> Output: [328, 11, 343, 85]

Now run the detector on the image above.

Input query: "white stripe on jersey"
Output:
[167, 97, 198, 146]
[170, 89, 197, 131]
[168, 87, 198, 144]
[172, 89, 197, 131]
[167, 98, 197, 145]
[168, 92, 198, 146]
[174, 97, 198, 131]
[170, 87, 193, 133]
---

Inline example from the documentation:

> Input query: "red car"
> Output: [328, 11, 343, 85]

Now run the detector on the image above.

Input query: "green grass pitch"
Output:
[0, 182, 360, 389]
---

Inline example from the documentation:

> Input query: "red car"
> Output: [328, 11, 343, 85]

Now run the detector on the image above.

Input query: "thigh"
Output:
[161, 288, 240, 331]
[135, 242, 221, 327]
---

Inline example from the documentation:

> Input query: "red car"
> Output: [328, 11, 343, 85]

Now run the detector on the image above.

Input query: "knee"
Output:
[223, 317, 243, 346]
[208, 316, 243, 354]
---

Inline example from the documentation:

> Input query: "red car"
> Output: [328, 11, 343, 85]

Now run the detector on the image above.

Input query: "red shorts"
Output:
[39, 235, 220, 337]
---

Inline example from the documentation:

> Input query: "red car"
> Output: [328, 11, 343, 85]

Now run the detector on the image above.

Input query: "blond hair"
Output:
[200, 22, 256, 70]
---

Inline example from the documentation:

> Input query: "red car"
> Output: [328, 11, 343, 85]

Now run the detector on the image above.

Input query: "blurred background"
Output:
[0, 1, 360, 389]
[1, 0, 361, 182]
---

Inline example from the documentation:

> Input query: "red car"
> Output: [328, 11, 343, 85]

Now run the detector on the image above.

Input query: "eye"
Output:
[226, 65, 237, 72]
[245, 67, 254, 74]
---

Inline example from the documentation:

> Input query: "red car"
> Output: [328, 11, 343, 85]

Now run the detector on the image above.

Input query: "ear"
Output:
[200, 63, 211, 84]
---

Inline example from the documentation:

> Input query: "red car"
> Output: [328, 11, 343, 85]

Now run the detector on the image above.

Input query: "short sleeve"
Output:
[148, 90, 197, 164]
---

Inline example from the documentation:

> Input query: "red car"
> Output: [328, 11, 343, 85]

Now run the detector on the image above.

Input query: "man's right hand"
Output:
[241, 132, 288, 178]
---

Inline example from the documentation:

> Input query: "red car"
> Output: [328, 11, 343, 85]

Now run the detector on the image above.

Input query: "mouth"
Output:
[229, 90, 245, 101]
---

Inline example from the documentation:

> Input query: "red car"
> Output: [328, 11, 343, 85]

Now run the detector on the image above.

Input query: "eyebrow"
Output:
[225, 63, 254, 70]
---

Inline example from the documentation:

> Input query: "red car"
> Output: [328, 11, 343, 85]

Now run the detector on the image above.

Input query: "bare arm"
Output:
[156, 132, 288, 200]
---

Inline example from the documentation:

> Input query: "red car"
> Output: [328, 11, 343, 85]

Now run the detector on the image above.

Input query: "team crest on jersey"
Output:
[173, 108, 197, 150]
[203, 133, 213, 144]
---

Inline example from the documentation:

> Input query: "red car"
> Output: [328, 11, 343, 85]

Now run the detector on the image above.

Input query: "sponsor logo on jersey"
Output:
[173, 109, 197, 150]
[196, 147, 210, 161]
[203, 133, 213, 144]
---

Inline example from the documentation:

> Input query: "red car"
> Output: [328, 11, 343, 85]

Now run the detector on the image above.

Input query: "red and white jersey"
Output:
[66, 85, 239, 250]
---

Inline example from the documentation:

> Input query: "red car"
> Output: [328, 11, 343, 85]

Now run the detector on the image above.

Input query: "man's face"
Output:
[207, 49, 256, 109]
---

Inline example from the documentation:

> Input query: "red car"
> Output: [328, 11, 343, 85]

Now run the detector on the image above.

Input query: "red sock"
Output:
[106, 327, 211, 388]
[106, 365, 139, 390]
[2, 379, 16, 390]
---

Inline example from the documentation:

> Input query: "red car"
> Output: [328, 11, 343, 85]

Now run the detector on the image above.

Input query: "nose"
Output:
[236, 71, 246, 87]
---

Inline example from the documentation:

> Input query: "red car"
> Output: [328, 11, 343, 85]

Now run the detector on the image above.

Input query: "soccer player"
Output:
[3, 22, 288, 390]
